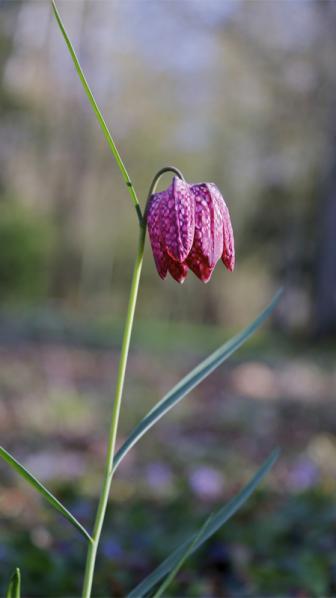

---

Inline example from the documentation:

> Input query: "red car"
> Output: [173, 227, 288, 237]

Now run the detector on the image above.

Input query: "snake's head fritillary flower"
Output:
[146, 177, 235, 283]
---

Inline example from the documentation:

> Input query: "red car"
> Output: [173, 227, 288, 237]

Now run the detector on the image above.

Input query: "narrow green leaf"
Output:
[153, 515, 214, 598]
[113, 290, 282, 475]
[128, 449, 280, 598]
[6, 568, 21, 598]
[0, 446, 93, 543]
[51, 1, 140, 213]
[51, 0, 124, 175]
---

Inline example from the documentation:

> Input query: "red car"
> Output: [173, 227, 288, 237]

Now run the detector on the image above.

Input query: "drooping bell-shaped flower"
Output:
[146, 176, 235, 283]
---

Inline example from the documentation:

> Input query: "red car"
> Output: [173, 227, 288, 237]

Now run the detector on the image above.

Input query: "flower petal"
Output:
[147, 193, 168, 279]
[207, 183, 235, 272]
[186, 247, 215, 282]
[222, 203, 235, 271]
[160, 177, 195, 263]
[167, 257, 188, 284]
[189, 183, 224, 269]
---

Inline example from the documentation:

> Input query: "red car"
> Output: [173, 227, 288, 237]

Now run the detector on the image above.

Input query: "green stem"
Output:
[51, 4, 187, 593]
[82, 223, 146, 598]
[143, 166, 185, 222]
[81, 167, 184, 598]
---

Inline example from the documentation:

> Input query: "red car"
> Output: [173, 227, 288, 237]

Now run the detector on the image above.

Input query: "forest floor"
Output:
[0, 319, 335, 596]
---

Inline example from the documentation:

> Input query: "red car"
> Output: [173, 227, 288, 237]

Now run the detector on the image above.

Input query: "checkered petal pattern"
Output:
[147, 176, 235, 283]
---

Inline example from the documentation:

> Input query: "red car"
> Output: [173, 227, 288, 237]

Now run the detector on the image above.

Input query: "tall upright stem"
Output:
[81, 167, 184, 598]
[82, 224, 146, 598]
[51, 7, 187, 594]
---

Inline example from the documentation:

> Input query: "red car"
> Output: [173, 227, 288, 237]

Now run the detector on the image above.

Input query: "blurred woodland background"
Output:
[1, 1, 336, 596]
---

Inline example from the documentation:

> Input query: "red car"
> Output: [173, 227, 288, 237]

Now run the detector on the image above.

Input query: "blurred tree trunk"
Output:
[314, 1, 336, 336]
[0, 2, 22, 195]
[315, 151, 336, 336]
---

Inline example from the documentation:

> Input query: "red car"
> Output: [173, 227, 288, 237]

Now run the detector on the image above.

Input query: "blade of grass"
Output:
[6, 568, 21, 598]
[51, 1, 142, 221]
[152, 514, 214, 598]
[128, 448, 280, 598]
[113, 289, 282, 475]
[0, 446, 93, 543]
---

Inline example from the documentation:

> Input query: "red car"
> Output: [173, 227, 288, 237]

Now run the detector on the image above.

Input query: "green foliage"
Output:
[129, 450, 279, 598]
[1, 489, 335, 596]
[6, 568, 21, 598]
[0, 200, 54, 303]
[113, 290, 282, 474]
[0, 293, 281, 590]
[153, 515, 214, 598]
[0, 447, 92, 543]
[51, 0, 140, 214]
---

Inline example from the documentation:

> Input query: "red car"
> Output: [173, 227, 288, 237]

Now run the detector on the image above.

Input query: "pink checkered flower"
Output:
[146, 176, 235, 283]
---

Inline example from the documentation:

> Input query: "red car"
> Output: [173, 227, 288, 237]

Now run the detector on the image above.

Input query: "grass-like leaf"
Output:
[113, 289, 282, 475]
[128, 449, 280, 598]
[152, 514, 214, 598]
[0, 446, 93, 543]
[51, 1, 140, 214]
[6, 568, 21, 598]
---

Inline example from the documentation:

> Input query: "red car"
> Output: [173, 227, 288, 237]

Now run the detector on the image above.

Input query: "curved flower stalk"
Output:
[147, 177, 235, 283]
